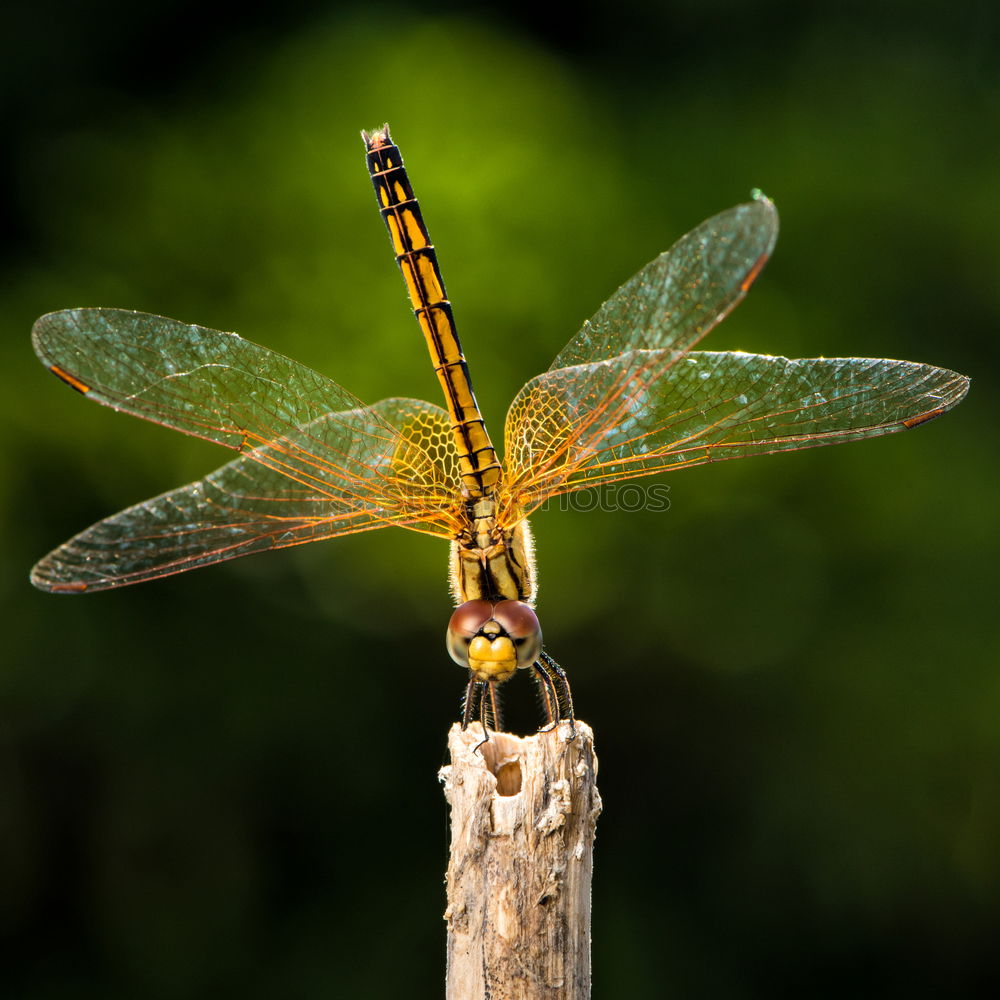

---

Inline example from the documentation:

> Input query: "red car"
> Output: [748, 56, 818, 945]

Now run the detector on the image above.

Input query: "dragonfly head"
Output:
[447, 600, 542, 684]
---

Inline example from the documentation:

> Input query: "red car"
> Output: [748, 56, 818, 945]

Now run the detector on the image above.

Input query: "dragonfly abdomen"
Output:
[363, 125, 501, 499]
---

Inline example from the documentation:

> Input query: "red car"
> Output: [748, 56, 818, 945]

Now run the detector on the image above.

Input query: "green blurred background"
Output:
[2, 1, 997, 996]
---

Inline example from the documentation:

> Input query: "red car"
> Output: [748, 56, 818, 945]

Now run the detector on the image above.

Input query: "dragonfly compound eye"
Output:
[446, 600, 495, 669]
[446, 599, 542, 683]
[491, 601, 542, 670]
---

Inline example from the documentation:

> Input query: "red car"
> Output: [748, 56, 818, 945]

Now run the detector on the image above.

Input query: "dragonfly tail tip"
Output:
[362, 123, 392, 149]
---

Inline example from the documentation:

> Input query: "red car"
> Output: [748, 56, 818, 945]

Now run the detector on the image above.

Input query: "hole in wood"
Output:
[493, 759, 522, 796]
[477, 731, 524, 796]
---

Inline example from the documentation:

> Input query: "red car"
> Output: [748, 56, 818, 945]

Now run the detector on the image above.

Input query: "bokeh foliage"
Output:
[2, 2, 998, 997]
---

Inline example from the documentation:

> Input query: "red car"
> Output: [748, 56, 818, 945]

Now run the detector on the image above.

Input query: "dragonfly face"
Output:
[30, 124, 969, 734]
[447, 600, 543, 684]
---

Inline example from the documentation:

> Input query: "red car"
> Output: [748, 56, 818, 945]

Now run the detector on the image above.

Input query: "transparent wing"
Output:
[31, 308, 463, 591]
[503, 196, 779, 508]
[546, 195, 778, 370]
[501, 349, 969, 512]
[31, 396, 462, 593]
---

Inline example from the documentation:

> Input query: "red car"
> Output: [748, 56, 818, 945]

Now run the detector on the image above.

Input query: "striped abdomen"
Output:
[363, 125, 501, 500]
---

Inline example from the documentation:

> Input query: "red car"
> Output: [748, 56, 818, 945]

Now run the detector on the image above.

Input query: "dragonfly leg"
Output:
[481, 680, 503, 735]
[461, 676, 481, 730]
[462, 678, 504, 751]
[532, 661, 560, 727]
[470, 682, 502, 754]
[535, 651, 576, 739]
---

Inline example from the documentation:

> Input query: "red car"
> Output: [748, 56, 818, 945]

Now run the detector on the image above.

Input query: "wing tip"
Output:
[30, 310, 95, 392]
[31, 307, 93, 366]
[901, 372, 971, 428]
[30, 562, 91, 594]
[736, 191, 780, 292]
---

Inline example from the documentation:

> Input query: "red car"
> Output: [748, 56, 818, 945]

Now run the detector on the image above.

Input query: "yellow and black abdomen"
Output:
[363, 126, 501, 500]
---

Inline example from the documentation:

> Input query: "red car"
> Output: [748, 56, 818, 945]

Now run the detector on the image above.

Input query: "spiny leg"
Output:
[461, 676, 481, 731]
[532, 660, 560, 726]
[483, 680, 503, 734]
[535, 651, 576, 738]
[461, 678, 504, 750]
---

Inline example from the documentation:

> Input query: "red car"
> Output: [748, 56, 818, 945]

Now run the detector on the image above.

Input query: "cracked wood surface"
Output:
[440, 722, 600, 999]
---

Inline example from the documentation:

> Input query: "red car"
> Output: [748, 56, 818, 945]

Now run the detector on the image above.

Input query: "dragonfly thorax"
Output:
[451, 510, 535, 607]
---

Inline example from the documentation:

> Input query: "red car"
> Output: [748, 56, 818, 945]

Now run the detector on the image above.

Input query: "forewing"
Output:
[547, 195, 778, 370]
[503, 349, 969, 512]
[34, 308, 388, 448]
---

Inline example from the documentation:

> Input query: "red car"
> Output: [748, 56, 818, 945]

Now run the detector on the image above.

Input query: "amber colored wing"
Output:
[548, 195, 778, 370]
[501, 198, 969, 519]
[502, 196, 778, 512]
[31, 308, 462, 592]
[505, 349, 968, 511]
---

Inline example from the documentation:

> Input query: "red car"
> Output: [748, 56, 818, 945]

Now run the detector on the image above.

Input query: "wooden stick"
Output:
[439, 721, 601, 999]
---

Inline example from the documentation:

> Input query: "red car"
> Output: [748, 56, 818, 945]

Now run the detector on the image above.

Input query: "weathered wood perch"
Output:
[439, 721, 601, 999]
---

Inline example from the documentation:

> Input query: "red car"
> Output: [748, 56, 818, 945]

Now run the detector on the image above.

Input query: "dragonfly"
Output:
[31, 124, 969, 732]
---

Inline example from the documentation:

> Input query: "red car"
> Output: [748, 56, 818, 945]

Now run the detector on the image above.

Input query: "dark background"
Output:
[2, 1, 998, 996]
